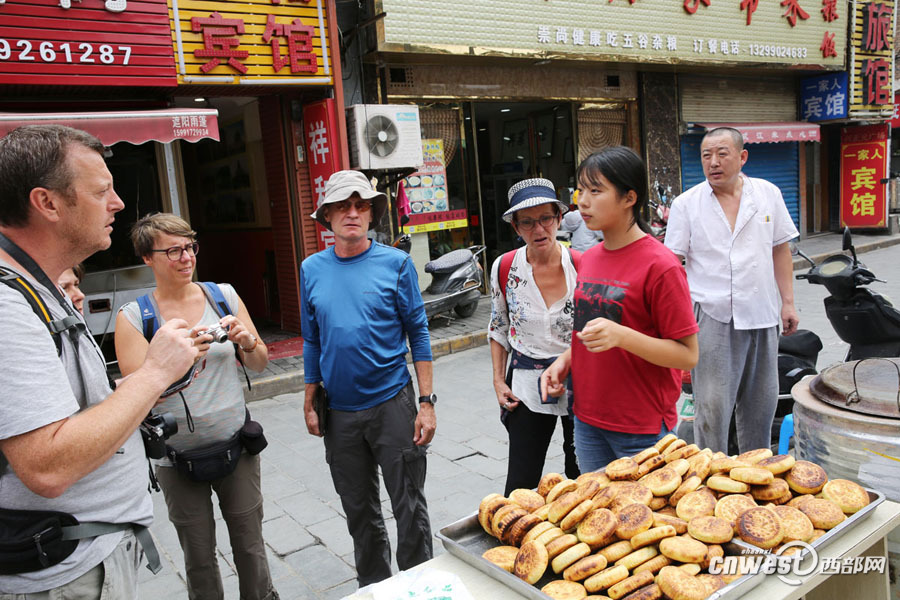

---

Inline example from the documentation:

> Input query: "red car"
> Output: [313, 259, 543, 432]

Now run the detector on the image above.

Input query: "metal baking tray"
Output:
[437, 514, 769, 599]
[437, 489, 883, 600]
[721, 489, 884, 564]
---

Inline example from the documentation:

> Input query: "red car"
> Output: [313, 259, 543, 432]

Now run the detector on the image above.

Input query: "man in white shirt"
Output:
[665, 127, 799, 454]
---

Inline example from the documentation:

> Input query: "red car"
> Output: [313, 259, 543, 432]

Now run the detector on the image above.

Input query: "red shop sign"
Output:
[840, 124, 889, 229]
[303, 98, 342, 252]
[0, 0, 176, 87]
[405, 209, 468, 227]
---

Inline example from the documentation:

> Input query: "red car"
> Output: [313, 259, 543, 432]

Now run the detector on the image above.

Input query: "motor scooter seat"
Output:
[778, 329, 823, 362]
[425, 249, 473, 274]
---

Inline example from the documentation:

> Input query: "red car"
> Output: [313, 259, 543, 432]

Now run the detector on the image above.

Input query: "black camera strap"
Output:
[0, 232, 82, 322]
[0, 232, 91, 408]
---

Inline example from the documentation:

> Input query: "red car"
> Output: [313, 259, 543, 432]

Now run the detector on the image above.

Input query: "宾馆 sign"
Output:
[801, 72, 848, 121]
[170, 0, 332, 85]
[840, 124, 888, 229]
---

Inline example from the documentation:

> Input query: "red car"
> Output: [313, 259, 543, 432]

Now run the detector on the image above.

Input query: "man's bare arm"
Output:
[0, 320, 198, 498]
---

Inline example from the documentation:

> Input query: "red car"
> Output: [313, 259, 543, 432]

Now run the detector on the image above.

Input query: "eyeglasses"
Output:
[151, 242, 199, 261]
[516, 214, 557, 231]
[331, 199, 372, 213]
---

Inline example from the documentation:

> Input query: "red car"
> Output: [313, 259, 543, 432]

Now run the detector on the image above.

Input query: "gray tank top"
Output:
[120, 283, 246, 464]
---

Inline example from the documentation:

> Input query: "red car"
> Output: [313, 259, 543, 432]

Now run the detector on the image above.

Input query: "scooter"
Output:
[649, 181, 671, 242]
[795, 227, 900, 360]
[393, 234, 486, 319]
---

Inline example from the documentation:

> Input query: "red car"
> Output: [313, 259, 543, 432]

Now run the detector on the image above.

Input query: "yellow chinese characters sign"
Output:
[169, 0, 332, 85]
[840, 124, 888, 229]
[849, 0, 894, 118]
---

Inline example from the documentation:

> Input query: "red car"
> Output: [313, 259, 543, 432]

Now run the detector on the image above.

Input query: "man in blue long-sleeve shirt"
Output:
[300, 170, 435, 587]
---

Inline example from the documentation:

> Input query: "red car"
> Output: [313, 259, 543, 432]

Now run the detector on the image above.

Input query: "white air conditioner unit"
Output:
[347, 104, 424, 170]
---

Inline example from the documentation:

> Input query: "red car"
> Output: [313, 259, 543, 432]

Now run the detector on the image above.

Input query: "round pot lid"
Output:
[809, 358, 900, 420]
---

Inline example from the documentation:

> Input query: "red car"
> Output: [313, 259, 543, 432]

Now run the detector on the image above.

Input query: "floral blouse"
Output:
[488, 244, 577, 414]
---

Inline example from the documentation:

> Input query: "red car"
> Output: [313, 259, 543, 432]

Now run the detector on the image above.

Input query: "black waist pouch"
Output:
[168, 432, 243, 482]
[239, 418, 268, 455]
[0, 508, 78, 574]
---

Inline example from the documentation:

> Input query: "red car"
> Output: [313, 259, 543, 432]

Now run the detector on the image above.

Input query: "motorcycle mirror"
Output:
[842, 226, 859, 265]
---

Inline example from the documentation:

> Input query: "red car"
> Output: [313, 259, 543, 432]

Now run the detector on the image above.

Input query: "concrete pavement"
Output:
[138, 235, 900, 599]
[138, 340, 530, 599]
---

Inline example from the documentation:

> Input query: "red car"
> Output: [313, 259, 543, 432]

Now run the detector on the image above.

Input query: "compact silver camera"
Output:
[200, 323, 230, 344]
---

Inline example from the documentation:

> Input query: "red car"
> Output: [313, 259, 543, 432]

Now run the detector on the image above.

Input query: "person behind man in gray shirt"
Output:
[560, 207, 602, 252]
[0, 125, 201, 598]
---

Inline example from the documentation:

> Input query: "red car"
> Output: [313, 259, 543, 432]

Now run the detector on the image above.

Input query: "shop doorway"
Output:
[180, 97, 277, 325]
[473, 102, 575, 266]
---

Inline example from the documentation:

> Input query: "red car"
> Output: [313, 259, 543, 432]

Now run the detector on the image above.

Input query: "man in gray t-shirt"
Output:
[0, 125, 200, 596]
[560, 209, 602, 252]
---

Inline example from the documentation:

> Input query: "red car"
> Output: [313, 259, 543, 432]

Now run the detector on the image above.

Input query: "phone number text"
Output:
[747, 43, 808, 59]
[0, 39, 132, 65]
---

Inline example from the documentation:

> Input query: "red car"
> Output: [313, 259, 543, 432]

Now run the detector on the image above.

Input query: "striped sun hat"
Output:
[502, 178, 568, 222]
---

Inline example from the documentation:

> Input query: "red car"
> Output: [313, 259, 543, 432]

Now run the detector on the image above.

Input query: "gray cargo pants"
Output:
[692, 306, 778, 454]
[324, 381, 432, 587]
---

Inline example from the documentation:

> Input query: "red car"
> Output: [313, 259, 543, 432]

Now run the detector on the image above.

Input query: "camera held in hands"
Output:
[199, 323, 230, 344]
[140, 412, 178, 459]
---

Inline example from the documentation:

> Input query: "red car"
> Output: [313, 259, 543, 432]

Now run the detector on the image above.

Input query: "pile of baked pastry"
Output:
[477, 434, 870, 600]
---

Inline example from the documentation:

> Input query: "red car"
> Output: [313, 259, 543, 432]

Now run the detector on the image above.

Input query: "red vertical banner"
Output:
[303, 99, 342, 251]
[840, 124, 889, 229]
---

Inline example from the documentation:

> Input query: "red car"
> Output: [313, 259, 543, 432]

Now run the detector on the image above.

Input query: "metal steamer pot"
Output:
[792, 358, 900, 599]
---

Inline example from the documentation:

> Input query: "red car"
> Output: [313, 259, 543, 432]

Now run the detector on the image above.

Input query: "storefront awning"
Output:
[0, 109, 220, 146]
[697, 122, 821, 144]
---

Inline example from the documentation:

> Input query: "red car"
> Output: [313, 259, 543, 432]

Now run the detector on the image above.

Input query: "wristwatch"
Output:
[418, 393, 437, 406]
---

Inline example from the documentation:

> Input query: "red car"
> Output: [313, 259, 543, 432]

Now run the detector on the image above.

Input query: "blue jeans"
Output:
[574, 416, 671, 472]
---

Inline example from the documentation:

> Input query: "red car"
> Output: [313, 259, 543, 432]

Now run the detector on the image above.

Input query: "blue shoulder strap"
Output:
[136, 293, 158, 342]
[198, 281, 233, 318]
[136, 283, 231, 343]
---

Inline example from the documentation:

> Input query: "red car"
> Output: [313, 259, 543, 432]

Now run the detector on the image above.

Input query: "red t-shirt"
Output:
[572, 235, 698, 434]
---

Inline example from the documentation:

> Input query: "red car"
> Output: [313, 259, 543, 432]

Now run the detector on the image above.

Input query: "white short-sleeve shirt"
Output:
[665, 174, 799, 330]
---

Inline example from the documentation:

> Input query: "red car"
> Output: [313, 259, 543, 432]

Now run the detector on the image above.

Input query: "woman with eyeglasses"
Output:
[488, 178, 580, 495]
[114, 213, 278, 600]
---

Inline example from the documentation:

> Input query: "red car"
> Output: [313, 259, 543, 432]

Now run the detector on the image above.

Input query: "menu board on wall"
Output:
[405, 139, 450, 214]
[403, 139, 468, 233]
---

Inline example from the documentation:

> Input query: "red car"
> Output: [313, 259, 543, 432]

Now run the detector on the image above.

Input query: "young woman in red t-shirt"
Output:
[541, 147, 699, 472]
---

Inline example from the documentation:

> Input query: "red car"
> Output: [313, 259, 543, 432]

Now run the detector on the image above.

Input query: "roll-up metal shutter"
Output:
[680, 76, 797, 123]
[680, 134, 800, 229]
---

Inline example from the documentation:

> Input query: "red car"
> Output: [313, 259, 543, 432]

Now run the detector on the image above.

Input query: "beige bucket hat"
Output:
[310, 170, 387, 231]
